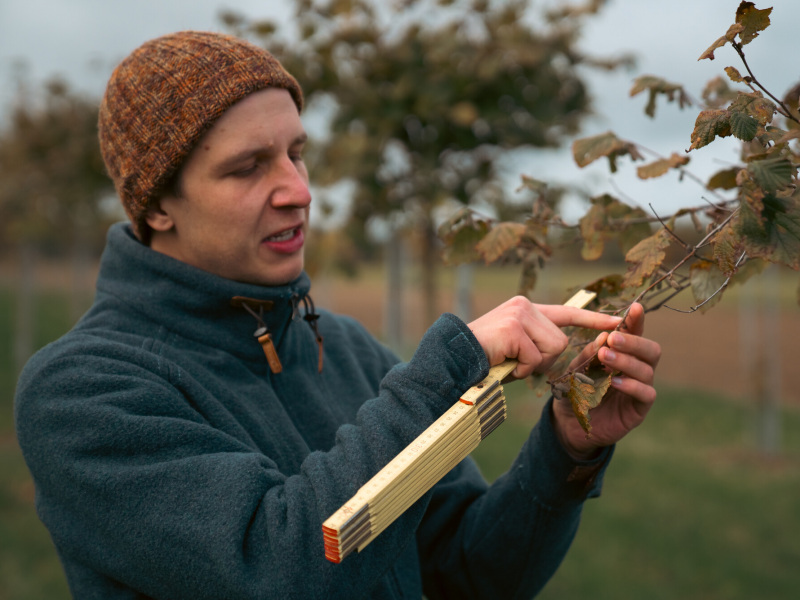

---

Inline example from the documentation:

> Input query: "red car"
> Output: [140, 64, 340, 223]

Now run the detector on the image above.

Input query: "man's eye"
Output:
[231, 164, 257, 177]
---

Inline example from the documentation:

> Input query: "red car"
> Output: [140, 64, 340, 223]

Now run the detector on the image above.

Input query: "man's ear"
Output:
[145, 202, 175, 233]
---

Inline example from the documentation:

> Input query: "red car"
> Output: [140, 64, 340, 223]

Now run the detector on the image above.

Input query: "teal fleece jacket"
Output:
[15, 223, 612, 600]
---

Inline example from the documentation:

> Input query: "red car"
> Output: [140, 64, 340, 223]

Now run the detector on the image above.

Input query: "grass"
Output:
[0, 288, 75, 599]
[2, 284, 799, 599]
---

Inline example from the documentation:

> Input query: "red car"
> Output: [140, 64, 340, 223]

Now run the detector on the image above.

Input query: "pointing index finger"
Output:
[534, 304, 622, 331]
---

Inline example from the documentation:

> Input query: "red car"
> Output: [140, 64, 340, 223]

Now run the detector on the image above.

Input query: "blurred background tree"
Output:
[220, 0, 631, 347]
[0, 70, 116, 373]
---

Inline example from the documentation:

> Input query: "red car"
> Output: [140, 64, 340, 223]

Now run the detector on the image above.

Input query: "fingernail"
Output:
[611, 376, 624, 387]
[609, 332, 623, 347]
[603, 348, 617, 361]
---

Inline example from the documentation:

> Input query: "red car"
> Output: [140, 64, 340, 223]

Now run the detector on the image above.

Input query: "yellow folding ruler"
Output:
[322, 289, 597, 563]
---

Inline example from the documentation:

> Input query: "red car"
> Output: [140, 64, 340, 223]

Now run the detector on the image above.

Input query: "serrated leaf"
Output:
[567, 372, 613, 435]
[584, 273, 627, 305]
[636, 153, 690, 180]
[729, 109, 759, 141]
[475, 222, 526, 263]
[707, 167, 741, 190]
[713, 223, 745, 276]
[736, 192, 800, 270]
[725, 66, 745, 82]
[736, 1, 772, 45]
[579, 201, 607, 260]
[623, 228, 672, 287]
[577, 195, 651, 261]
[689, 261, 728, 312]
[629, 76, 691, 118]
[690, 92, 775, 151]
[572, 131, 643, 171]
[690, 109, 731, 150]
[731, 91, 775, 126]
[698, 23, 744, 60]
[438, 207, 491, 265]
[748, 157, 797, 193]
[517, 175, 548, 194]
[702, 76, 739, 109]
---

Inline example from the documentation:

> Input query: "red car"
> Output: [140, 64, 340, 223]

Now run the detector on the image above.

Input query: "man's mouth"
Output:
[266, 227, 299, 242]
[262, 226, 305, 254]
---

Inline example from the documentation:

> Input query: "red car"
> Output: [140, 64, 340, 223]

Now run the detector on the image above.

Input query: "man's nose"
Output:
[271, 157, 311, 208]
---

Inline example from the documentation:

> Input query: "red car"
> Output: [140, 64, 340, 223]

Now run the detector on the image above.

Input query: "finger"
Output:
[607, 331, 662, 368]
[609, 375, 657, 410]
[568, 331, 609, 371]
[511, 342, 543, 379]
[516, 310, 568, 375]
[619, 302, 645, 336]
[600, 349, 655, 389]
[535, 304, 622, 332]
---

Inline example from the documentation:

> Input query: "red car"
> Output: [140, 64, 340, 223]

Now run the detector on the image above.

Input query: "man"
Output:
[15, 31, 660, 599]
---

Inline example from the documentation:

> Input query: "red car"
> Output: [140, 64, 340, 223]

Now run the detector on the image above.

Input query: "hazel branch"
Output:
[732, 41, 800, 126]
[549, 207, 740, 386]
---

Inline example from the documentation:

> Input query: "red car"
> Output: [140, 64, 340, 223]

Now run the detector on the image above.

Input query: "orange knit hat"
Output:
[98, 31, 303, 243]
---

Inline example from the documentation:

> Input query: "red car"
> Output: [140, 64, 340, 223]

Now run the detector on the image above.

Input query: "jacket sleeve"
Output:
[15, 313, 489, 600]
[417, 397, 613, 600]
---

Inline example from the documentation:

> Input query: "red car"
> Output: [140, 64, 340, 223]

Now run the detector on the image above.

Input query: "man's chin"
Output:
[242, 262, 305, 287]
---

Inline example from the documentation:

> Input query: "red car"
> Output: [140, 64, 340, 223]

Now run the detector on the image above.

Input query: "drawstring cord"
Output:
[240, 301, 283, 374]
[299, 294, 324, 373]
[234, 293, 323, 374]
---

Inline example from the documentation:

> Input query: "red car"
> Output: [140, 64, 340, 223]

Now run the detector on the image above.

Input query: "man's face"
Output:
[147, 88, 311, 286]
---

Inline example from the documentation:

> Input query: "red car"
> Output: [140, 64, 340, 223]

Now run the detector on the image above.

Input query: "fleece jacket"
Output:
[15, 223, 612, 600]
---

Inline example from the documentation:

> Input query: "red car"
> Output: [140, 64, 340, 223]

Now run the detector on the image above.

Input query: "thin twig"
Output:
[549, 207, 740, 386]
[663, 250, 747, 313]
[733, 42, 800, 126]
[649, 203, 688, 249]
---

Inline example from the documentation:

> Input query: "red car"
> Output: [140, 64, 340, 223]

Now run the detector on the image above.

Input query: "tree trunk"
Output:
[420, 220, 439, 329]
[454, 263, 474, 322]
[739, 265, 782, 455]
[384, 229, 404, 352]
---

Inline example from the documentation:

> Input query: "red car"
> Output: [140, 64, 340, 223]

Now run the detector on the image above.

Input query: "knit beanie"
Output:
[98, 31, 304, 243]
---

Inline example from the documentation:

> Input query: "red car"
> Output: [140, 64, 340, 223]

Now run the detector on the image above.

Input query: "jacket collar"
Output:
[95, 223, 313, 366]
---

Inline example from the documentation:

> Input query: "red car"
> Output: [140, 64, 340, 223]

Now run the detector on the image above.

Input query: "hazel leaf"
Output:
[567, 371, 613, 435]
[690, 109, 732, 150]
[698, 23, 744, 61]
[438, 207, 491, 266]
[736, 193, 800, 270]
[623, 228, 672, 288]
[707, 167, 741, 190]
[725, 66, 745, 83]
[690, 262, 728, 312]
[636, 153, 690, 180]
[736, 1, 772, 46]
[713, 223, 746, 277]
[572, 131, 644, 171]
[747, 157, 796, 193]
[475, 222, 526, 264]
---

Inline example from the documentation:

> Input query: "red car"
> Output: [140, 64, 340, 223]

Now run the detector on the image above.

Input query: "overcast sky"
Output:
[1, 0, 798, 218]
